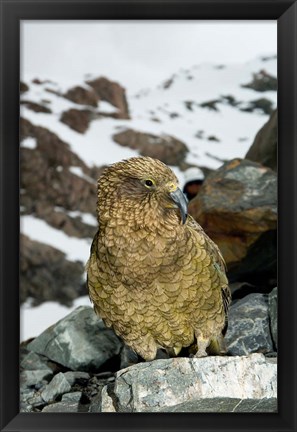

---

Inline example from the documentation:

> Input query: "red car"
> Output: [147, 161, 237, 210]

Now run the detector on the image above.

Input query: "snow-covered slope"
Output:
[20, 55, 277, 340]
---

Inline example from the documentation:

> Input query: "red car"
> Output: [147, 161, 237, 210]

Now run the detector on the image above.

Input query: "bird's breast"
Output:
[98, 224, 184, 287]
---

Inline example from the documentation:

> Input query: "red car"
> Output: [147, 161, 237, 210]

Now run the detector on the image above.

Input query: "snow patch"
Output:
[21, 137, 37, 149]
[20, 296, 92, 341]
[21, 215, 91, 263]
[54, 206, 98, 227]
[69, 166, 96, 184]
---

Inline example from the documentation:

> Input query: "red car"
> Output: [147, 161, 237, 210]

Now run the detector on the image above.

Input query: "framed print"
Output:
[1, 1, 297, 432]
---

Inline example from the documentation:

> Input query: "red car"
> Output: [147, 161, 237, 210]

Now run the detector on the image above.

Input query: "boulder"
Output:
[20, 81, 29, 94]
[41, 372, 71, 403]
[20, 234, 85, 306]
[112, 129, 188, 167]
[20, 369, 53, 388]
[241, 70, 277, 92]
[100, 354, 277, 412]
[20, 351, 53, 371]
[63, 85, 99, 107]
[20, 100, 52, 114]
[188, 158, 277, 284]
[86, 76, 130, 119]
[27, 306, 122, 371]
[245, 109, 277, 171]
[240, 98, 274, 115]
[60, 108, 93, 133]
[225, 293, 274, 355]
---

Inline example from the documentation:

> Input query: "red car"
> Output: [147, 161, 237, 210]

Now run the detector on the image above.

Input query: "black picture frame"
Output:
[1, 1, 296, 431]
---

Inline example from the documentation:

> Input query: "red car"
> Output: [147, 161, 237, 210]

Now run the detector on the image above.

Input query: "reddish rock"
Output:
[86, 76, 130, 119]
[20, 234, 85, 306]
[188, 158, 277, 284]
[20, 118, 97, 218]
[112, 129, 188, 167]
[63, 86, 99, 107]
[60, 108, 93, 133]
[20, 101, 52, 114]
[245, 109, 277, 171]
[20, 82, 29, 94]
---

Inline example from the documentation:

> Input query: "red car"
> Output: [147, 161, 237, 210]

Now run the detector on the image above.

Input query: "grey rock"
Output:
[20, 388, 35, 404]
[20, 369, 53, 387]
[42, 401, 80, 412]
[268, 287, 278, 349]
[62, 391, 82, 402]
[100, 354, 277, 413]
[100, 386, 116, 412]
[225, 293, 274, 356]
[20, 351, 52, 371]
[88, 392, 104, 413]
[64, 371, 90, 386]
[27, 393, 45, 408]
[27, 306, 122, 371]
[41, 372, 71, 403]
[20, 405, 33, 413]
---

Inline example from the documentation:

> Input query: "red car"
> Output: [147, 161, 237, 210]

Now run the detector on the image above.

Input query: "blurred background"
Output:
[20, 21, 277, 342]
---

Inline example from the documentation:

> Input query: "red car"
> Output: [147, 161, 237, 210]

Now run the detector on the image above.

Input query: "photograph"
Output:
[1, 1, 297, 430]
[19, 20, 278, 414]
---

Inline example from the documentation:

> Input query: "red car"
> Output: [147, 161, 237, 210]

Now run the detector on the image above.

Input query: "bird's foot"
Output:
[194, 336, 210, 358]
[194, 348, 208, 358]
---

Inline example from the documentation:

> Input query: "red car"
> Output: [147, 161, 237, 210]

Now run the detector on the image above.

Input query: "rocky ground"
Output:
[20, 282, 277, 413]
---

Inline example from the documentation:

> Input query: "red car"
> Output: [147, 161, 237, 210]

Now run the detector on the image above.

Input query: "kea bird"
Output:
[87, 156, 231, 361]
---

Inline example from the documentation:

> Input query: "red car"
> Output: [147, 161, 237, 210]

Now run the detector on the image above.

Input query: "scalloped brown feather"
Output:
[87, 156, 231, 361]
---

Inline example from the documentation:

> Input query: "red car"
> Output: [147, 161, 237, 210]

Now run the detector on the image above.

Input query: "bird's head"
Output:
[97, 156, 188, 226]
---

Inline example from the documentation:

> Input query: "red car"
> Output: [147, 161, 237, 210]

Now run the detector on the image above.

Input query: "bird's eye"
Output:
[144, 179, 155, 188]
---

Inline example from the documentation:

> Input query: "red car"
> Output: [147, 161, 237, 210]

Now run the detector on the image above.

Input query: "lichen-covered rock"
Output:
[225, 293, 274, 355]
[112, 129, 188, 167]
[188, 158, 277, 284]
[268, 287, 278, 350]
[100, 354, 277, 412]
[245, 109, 277, 171]
[27, 306, 122, 371]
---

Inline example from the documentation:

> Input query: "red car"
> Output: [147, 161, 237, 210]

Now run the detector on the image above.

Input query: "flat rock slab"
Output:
[27, 306, 122, 371]
[101, 354, 277, 413]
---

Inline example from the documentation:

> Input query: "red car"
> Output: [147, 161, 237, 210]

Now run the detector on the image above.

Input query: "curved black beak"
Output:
[169, 187, 188, 224]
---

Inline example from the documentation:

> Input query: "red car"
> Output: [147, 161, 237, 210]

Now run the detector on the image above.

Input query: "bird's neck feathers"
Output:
[97, 192, 183, 234]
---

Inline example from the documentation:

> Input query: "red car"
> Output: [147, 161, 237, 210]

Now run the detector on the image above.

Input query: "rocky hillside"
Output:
[20, 55, 278, 413]
[20, 55, 277, 338]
